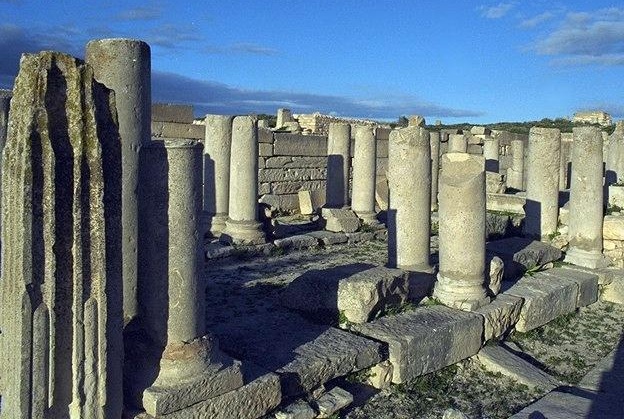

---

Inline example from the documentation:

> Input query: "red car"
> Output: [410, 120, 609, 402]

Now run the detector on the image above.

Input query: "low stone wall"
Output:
[294, 112, 379, 136]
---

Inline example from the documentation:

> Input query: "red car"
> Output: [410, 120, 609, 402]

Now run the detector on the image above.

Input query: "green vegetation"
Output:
[421, 118, 612, 135]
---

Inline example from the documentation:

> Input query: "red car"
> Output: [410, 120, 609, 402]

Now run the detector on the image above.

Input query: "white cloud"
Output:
[519, 11, 555, 28]
[480, 2, 516, 19]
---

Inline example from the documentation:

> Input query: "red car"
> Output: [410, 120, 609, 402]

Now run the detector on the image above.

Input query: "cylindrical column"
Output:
[448, 134, 467, 153]
[86, 38, 151, 322]
[326, 123, 351, 208]
[606, 121, 624, 186]
[506, 139, 524, 191]
[433, 153, 489, 310]
[0, 89, 11, 238]
[565, 127, 608, 268]
[203, 115, 233, 237]
[523, 127, 561, 239]
[222, 116, 266, 245]
[430, 131, 440, 210]
[352, 125, 378, 224]
[483, 137, 500, 172]
[388, 126, 431, 271]
[559, 135, 572, 190]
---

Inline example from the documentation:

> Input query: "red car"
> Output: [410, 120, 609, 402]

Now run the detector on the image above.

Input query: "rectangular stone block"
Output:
[504, 272, 578, 332]
[271, 180, 326, 195]
[152, 103, 194, 123]
[541, 267, 598, 307]
[259, 194, 299, 211]
[375, 128, 391, 141]
[486, 237, 562, 280]
[602, 272, 624, 304]
[258, 127, 274, 143]
[467, 144, 483, 154]
[603, 215, 624, 240]
[486, 193, 526, 214]
[353, 306, 484, 383]
[259, 168, 326, 183]
[152, 121, 204, 140]
[259, 142, 273, 157]
[475, 294, 523, 341]
[273, 133, 327, 156]
[376, 139, 389, 158]
[265, 156, 327, 169]
[258, 182, 270, 195]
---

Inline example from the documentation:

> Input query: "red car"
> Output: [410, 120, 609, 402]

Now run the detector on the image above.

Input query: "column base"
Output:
[564, 247, 609, 269]
[432, 273, 490, 311]
[397, 262, 434, 274]
[202, 212, 228, 239]
[220, 218, 266, 245]
[142, 335, 244, 416]
[355, 210, 381, 226]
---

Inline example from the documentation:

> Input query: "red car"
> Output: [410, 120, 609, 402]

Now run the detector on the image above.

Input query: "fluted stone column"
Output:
[352, 125, 378, 224]
[565, 127, 608, 268]
[433, 153, 489, 310]
[430, 131, 440, 210]
[326, 122, 351, 208]
[448, 134, 467, 153]
[86, 38, 151, 323]
[387, 126, 432, 271]
[523, 127, 561, 239]
[203, 115, 234, 237]
[506, 139, 524, 190]
[483, 137, 500, 172]
[140, 139, 243, 416]
[222, 116, 266, 245]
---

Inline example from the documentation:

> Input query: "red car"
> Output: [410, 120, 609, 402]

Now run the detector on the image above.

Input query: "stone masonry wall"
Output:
[294, 112, 379, 136]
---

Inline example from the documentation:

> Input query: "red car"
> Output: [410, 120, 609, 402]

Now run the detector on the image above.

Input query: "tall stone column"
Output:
[523, 127, 561, 239]
[433, 153, 489, 310]
[140, 139, 243, 416]
[387, 126, 432, 271]
[326, 122, 351, 208]
[565, 127, 608, 268]
[506, 139, 524, 190]
[483, 137, 500, 172]
[0, 89, 11, 238]
[448, 134, 467, 153]
[222, 116, 266, 245]
[0, 51, 123, 419]
[86, 38, 151, 323]
[606, 121, 624, 186]
[352, 124, 378, 224]
[430, 131, 441, 210]
[203, 115, 234, 237]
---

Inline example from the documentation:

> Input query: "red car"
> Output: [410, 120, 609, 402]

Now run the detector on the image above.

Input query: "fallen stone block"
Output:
[602, 272, 624, 304]
[314, 387, 353, 418]
[352, 306, 483, 383]
[486, 237, 562, 280]
[486, 192, 525, 215]
[346, 231, 376, 243]
[274, 234, 318, 251]
[603, 215, 624, 240]
[274, 399, 317, 419]
[475, 294, 523, 341]
[367, 361, 394, 389]
[321, 208, 361, 233]
[540, 267, 598, 307]
[280, 264, 409, 325]
[475, 345, 559, 391]
[504, 272, 578, 332]
[509, 389, 622, 419]
[304, 230, 348, 246]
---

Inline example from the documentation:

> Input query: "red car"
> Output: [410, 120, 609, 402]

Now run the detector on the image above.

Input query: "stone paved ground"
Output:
[203, 238, 624, 419]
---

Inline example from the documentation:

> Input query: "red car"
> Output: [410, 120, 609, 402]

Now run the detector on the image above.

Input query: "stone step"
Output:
[475, 345, 559, 391]
[540, 267, 599, 307]
[352, 305, 483, 383]
[213, 311, 384, 398]
[509, 388, 624, 418]
[503, 271, 578, 332]
[474, 294, 523, 341]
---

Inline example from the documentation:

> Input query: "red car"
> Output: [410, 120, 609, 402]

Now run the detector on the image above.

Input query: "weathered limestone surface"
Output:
[151, 121, 204, 139]
[274, 399, 316, 419]
[222, 116, 266, 245]
[523, 127, 561, 239]
[504, 272, 578, 332]
[351, 125, 378, 224]
[483, 137, 500, 172]
[430, 131, 441, 210]
[0, 88, 11, 234]
[475, 294, 523, 341]
[476, 346, 559, 391]
[486, 237, 562, 279]
[266, 156, 327, 168]
[486, 192, 525, 214]
[215, 311, 384, 397]
[602, 273, 624, 304]
[152, 103, 194, 123]
[203, 115, 233, 236]
[540, 267, 598, 307]
[434, 153, 489, 310]
[353, 306, 483, 383]
[0, 51, 123, 418]
[565, 126, 608, 268]
[509, 389, 621, 419]
[280, 265, 409, 324]
[273, 133, 327, 156]
[506, 139, 524, 190]
[606, 121, 624, 186]
[448, 134, 467, 152]
[321, 207, 360, 233]
[86, 38, 151, 324]
[315, 387, 353, 418]
[387, 126, 432, 271]
[326, 123, 351, 208]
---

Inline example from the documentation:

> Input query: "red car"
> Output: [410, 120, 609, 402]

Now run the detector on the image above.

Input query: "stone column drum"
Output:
[86, 38, 151, 323]
[203, 115, 234, 237]
[351, 124, 378, 224]
[433, 153, 489, 310]
[222, 116, 266, 245]
[387, 126, 432, 271]
[483, 137, 500, 172]
[523, 127, 561, 239]
[326, 122, 351, 208]
[430, 131, 440, 210]
[447, 134, 467, 153]
[506, 139, 524, 190]
[565, 127, 608, 268]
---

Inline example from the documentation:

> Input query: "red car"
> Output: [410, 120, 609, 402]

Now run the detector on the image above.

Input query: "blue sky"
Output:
[1, 1, 622, 123]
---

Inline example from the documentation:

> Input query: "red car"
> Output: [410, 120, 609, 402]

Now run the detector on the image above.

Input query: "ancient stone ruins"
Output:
[0, 38, 623, 418]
